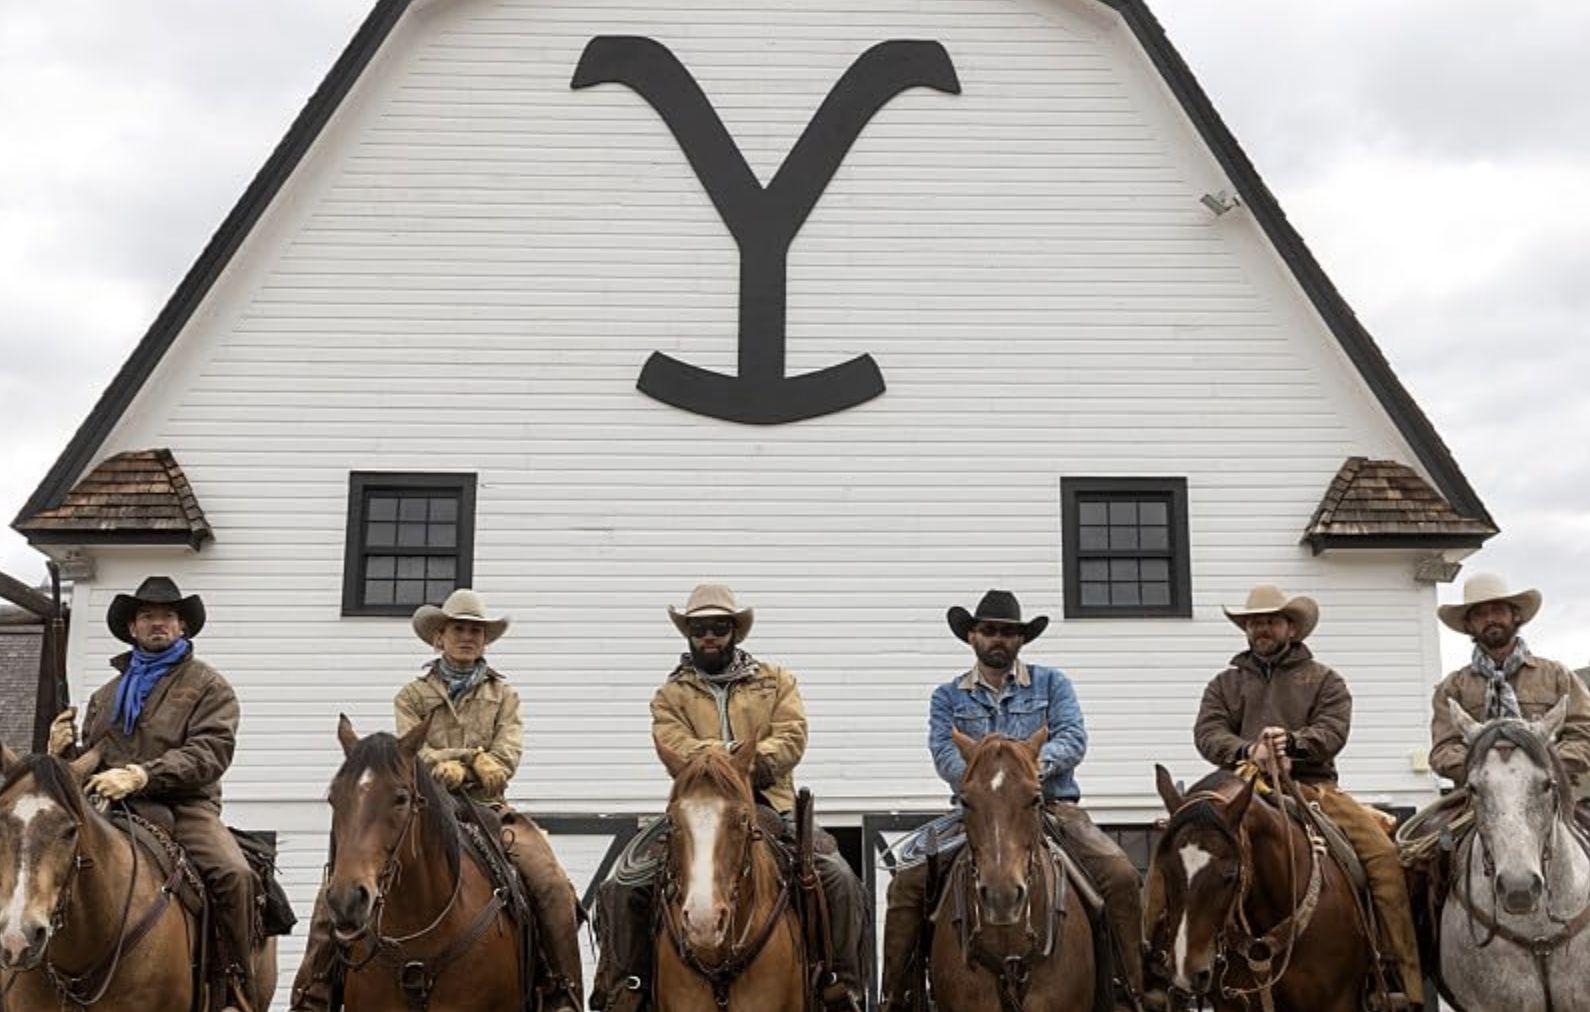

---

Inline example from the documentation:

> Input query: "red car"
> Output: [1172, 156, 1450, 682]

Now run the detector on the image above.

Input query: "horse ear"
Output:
[397, 711, 434, 757]
[1154, 764, 1183, 813]
[952, 728, 977, 762]
[68, 746, 102, 785]
[1227, 772, 1258, 827]
[1023, 726, 1048, 756]
[1533, 697, 1570, 743]
[1448, 698, 1484, 745]
[337, 714, 360, 757]
[657, 742, 688, 780]
[0, 741, 17, 773]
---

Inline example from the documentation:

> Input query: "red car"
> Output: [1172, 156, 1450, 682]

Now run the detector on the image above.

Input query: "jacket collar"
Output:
[419, 662, 503, 697]
[110, 642, 194, 673]
[1231, 641, 1314, 677]
[957, 660, 1031, 692]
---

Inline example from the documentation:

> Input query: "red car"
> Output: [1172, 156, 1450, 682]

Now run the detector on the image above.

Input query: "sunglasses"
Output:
[687, 619, 737, 639]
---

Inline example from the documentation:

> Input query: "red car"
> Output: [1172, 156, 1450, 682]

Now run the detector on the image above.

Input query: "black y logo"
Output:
[572, 37, 960, 424]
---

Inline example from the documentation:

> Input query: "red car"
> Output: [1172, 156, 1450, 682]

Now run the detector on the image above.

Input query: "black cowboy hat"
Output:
[947, 589, 1049, 644]
[106, 576, 206, 645]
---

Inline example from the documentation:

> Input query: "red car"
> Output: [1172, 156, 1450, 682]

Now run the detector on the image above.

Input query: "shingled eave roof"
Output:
[1304, 456, 1496, 554]
[15, 0, 1494, 536]
[16, 449, 213, 550]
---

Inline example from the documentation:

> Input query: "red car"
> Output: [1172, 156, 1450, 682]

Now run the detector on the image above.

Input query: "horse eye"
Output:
[1223, 869, 1239, 883]
[393, 790, 411, 807]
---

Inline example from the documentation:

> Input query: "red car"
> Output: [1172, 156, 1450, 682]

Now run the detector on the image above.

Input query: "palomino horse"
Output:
[0, 745, 277, 1012]
[653, 741, 804, 1012]
[1146, 766, 1369, 1012]
[1439, 699, 1590, 1012]
[326, 715, 525, 1011]
[929, 728, 1094, 1012]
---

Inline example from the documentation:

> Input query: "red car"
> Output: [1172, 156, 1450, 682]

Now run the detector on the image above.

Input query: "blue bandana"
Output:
[113, 638, 189, 734]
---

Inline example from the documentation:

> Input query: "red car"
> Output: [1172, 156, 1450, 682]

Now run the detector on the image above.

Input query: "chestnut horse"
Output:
[326, 715, 524, 1011]
[929, 728, 1095, 1012]
[1146, 767, 1369, 1012]
[0, 745, 277, 1012]
[654, 742, 804, 1012]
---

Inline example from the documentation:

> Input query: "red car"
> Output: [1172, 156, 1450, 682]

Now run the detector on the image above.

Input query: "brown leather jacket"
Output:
[1194, 643, 1352, 784]
[81, 648, 239, 810]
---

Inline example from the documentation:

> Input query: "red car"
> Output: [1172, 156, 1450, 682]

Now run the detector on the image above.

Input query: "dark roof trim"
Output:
[22, 531, 208, 549]
[12, 0, 415, 528]
[1305, 533, 1491, 556]
[1098, 0, 1494, 530]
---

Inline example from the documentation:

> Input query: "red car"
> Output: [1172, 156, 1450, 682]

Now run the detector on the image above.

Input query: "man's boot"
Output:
[288, 976, 335, 1012]
[538, 901, 586, 1012]
[878, 864, 929, 1012]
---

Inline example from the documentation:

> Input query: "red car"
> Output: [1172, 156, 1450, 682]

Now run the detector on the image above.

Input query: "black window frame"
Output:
[1061, 477, 1191, 619]
[341, 472, 477, 617]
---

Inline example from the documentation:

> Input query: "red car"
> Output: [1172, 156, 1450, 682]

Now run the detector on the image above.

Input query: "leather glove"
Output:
[432, 759, 469, 791]
[47, 707, 78, 757]
[86, 764, 148, 800]
[472, 751, 511, 796]
[752, 756, 777, 791]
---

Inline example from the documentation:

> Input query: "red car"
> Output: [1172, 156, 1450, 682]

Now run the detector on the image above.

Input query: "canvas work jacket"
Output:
[1429, 651, 1590, 798]
[929, 662, 1088, 803]
[651, 660, 807, 813]
[81, 648, 239, 810]
[394, 663, 523, 804]
[1195, 643, 1351, 784]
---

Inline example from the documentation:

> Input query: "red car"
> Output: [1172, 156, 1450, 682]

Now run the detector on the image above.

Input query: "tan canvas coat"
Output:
[1430, 651, 1590, 797]
[394, 663, 523, 804]
[651, 660, 807, 813]
[1194, 643, 1352, 784]
[81, 649, 239, 810]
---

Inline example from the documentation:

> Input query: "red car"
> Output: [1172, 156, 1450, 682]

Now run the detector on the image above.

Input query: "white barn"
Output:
[14, 0, 1496, 1002]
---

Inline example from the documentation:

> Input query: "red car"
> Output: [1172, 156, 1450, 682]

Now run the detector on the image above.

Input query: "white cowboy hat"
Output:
[412, 589, 510, 646]
[1437, 573, 1542, 633]
[1222, 584, 1319, 641]
[668, 584, 754, 640]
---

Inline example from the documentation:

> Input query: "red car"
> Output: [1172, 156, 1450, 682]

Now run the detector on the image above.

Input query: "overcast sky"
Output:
[2, 1, 1585, 670]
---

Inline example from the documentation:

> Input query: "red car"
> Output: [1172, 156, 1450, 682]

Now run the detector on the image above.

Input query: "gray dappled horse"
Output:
[1441, 698, 1590, 1012]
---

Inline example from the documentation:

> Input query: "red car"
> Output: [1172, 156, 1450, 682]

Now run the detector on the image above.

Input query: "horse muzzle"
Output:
[0, 919, 49, 971]
[1499, 871, 1544, 915]
[976, 880, 1029, 926]
[327, 881, 377, 940]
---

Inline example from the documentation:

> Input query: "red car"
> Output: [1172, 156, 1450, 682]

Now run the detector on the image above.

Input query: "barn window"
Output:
[342, 473, 476, 616]
[1061, 478, 1191, 618]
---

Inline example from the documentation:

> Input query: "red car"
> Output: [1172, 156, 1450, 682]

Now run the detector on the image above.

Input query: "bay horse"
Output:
[1439, 698, 1590, 1012]
[653, 741, 804, 1012]
[1146, 766, 1369, 1012]
[0, 744, 277, 1012]
[327, 714, 525, 1011]
[929, 728, 1094, 1012]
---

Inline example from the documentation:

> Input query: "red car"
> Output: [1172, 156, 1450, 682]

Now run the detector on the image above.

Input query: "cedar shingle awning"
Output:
[1304, 457, 1495, 553]
[15, 449, 212, 549]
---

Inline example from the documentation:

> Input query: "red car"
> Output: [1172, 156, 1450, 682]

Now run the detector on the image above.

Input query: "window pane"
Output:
[1109, 501, 1137, 525]
[399, 498, 428, 522]
[397, 556, 425, 579]
[1109, 526, 1139, 550]
[364, 580, 394, 606]
[429, 497, 458, 523]
[428, 523, 457, 549]
[426, 580, 454, 602]
[366, 556, 395, 579]
[1078, 501, 1108, 526]
[366, 522, 395, 547]
[1142, 583, 1171, 607]
[1139, 526, 1169, 551]
[368, 497, 398, 522]
[1142, 559, 1170, 582]
[1081, 583, 1110, 606]
[1080, 560, 1109, 582]
[1111, 583, 1141, 606]
[395, 580, 426, 605]
[1110, 559, 1139, 582]
[1079, 526, 1108, 551]
[1139, 501, 1168, 526]
[427, 557, 455, 580]
[398, 523, 427, 547]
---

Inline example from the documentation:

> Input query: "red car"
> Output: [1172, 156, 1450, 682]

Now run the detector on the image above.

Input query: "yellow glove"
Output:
[472, 751, 512, 796]
[432, 759, 468, 791]
[85, 764, 148, 800]
[47, 707, 78, 757]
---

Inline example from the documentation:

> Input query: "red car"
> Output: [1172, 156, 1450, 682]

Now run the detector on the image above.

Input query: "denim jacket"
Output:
[929, 661, 1087, 802]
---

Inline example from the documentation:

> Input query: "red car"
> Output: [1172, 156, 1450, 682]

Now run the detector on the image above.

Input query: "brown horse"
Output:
[0, 744, 277, 1012]
[653, 741, 805, 1012]
[1146, 767, 1370, 1012]
[929, 728, 1094, 1012]
[326, 715, 524, 1011]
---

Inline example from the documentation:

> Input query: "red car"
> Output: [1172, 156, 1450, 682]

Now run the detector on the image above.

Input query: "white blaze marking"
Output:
[356, 770, 374, 792]
[989, 769, 1006, 793]
[679, 799, 724, 929]
[1173, 843, 1215, 986]
[1, 794, 58, 948]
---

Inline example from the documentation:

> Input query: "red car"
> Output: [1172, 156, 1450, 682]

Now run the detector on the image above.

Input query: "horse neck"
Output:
[1239, 798, 1310, 929]
[381, 814, 466, 935]
[51, 807, 138, 968]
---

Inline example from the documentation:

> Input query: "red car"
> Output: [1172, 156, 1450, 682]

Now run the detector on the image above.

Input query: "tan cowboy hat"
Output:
[412, 589, 510, 646]
[668, 584, 754, 640]
[1437, 573, 1542, 633]
[1222, 584, 1319, 641]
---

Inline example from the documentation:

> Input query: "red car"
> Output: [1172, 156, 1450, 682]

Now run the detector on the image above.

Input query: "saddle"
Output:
[1266, 790, 1368, 893]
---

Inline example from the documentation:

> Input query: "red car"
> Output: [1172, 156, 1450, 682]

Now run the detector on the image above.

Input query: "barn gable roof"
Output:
[14, 0, 1494, 538]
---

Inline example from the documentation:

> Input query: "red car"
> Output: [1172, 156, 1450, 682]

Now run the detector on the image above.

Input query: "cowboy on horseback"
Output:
[290, 588, 585, 1012]
[589, 583, 870, 1012]
[1191, 584, 1424, 1009]
[877, 589, 1148, 1012]
[47, 575, 260, 1012]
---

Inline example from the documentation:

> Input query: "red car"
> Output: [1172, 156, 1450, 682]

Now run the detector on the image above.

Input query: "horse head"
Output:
[954, 727, 1048, 927]
[657, 739, 761, 956]
[1451, 697, 1572, 916]
[324, 712, 454, 940]
[1147, 765, 1257, 998]
[0, 747, 102, 970]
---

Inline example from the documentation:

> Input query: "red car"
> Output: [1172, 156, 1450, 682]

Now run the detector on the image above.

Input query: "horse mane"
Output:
[1466, 719, 1575, 812]
[0, 753, 89, 824]
[1161, 769, 1246, 844]
[330, 732, 461, 878]
[961, 734, 1040, 785]
[669, 748, 754, 804]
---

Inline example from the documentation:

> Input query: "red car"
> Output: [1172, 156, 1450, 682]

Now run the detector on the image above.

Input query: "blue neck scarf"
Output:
[113, 638, 189, 734]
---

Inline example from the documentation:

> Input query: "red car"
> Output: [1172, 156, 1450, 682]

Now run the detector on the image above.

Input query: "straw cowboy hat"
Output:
[412, 589, 510, 645]
[947, 589, 1049, 643]
[1223, 584, 1319, 641]
[668, 584, 754, 640]
[106, 576, 206, 645]
[1437, 572, 1542, 633]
